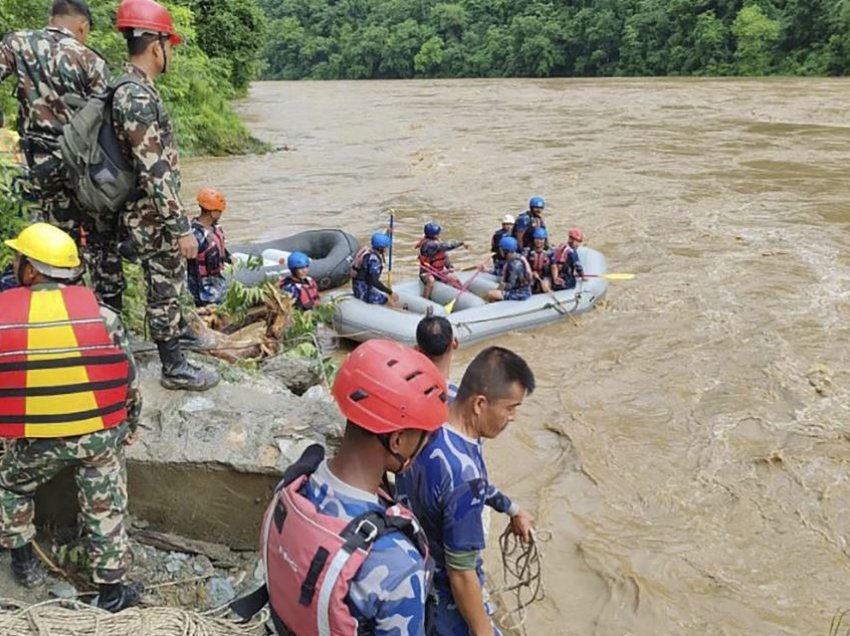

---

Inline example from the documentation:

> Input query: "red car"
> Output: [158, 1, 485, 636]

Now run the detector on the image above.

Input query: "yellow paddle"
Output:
[585, 272, 635, 281]
[444, 267, 485, 314]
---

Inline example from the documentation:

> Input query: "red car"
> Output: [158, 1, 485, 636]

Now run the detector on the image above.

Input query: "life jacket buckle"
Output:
[354, 518, 379, 543]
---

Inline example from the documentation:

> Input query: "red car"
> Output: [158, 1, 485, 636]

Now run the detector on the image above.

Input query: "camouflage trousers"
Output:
[0, 425, 131, 584]
[29, 163, 125, 303]
[125, 203, 186, 342]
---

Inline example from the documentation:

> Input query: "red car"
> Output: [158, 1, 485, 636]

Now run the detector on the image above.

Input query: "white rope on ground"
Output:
[0, 597, 269, 636]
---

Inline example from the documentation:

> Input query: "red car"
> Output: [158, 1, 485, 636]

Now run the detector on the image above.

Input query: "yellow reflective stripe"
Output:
[25, 290, 102, 437]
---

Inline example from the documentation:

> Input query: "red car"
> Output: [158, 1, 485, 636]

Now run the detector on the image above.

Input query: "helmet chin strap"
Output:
[159, 37, 169, 74]
[379, 430, 431, 474]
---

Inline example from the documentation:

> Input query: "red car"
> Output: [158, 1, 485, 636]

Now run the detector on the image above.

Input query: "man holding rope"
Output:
[396, 346, 536, 635]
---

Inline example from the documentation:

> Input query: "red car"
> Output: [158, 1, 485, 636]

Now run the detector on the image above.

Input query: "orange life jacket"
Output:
[417, 238, 449, 273]
[0, 286, 129, 439]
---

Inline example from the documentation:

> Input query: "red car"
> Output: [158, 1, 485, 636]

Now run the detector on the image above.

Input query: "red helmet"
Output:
[116, 0, 182, 45]
[332, 340, 448, 434]
[568, 228, 584, 242]
[196, 187, 226, 212]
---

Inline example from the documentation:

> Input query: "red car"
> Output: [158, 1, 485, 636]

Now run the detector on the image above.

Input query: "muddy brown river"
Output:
[184, 79, 850, 635]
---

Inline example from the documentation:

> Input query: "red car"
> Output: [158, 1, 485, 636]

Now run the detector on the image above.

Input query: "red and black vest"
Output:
[417, 238, 449, 273]
[196, 224, 227, 277]
[0, 286, 129, 438]
[282, 276, 320, 311]
[526, 248, 551, 275]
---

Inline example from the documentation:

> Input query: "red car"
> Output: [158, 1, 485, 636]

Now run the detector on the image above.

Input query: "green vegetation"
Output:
[260, 0, 850, 79]
[0, 0, 269, 156]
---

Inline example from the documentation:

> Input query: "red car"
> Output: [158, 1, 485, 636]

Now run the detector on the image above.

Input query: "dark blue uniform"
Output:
[352, 250, 391, 305]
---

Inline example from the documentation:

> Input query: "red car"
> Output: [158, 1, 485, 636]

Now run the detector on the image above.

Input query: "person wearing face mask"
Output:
[396, 346, 537, 636]
[232, 339, 448, 635]
[112, 0, 218, 392]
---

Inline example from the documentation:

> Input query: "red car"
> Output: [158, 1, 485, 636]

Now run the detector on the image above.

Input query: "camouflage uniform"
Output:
[112, 64, 190, 342]
[0, 27, 125, 303]
[0, 283, 141, 584]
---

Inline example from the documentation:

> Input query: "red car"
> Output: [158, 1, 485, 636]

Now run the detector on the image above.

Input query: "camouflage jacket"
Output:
[112, 64, 190, 237]
[0, 27, 109, 143]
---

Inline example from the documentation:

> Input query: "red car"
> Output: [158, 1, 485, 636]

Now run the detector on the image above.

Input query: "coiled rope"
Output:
[0, 597, 268, 636]
[495, 524, 550, 633]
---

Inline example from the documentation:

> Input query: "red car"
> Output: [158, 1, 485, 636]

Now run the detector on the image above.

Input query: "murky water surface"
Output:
[184, 78, 850, 635]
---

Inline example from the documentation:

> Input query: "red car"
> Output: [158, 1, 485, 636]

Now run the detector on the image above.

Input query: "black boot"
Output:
[10, 544, 46, 588]
[156, 338, 220, 392]
[100, 294, 123, 314]
[94, 581, 144, 613]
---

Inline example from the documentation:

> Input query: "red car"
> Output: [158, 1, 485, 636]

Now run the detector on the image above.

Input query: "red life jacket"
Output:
[417, 238, 449, 273]
[255, 444, 431, 636]
[502, 255, 533, 288]
[553, 242, 573, 265]
[196, 224, 227, 277]
[0, 286, 129, 438]
[283, 276, 320, 311]
[527, 248, 551, 274]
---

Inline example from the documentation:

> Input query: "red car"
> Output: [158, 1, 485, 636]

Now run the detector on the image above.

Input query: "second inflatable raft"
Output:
[327, 246, 608, 347]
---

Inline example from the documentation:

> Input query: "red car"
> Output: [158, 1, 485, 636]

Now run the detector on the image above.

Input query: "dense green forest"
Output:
[260, 0, 850, 79]
[0, 0, 267, 155]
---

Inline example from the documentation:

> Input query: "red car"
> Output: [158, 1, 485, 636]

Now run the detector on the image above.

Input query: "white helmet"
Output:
[501, 214, 515, 224]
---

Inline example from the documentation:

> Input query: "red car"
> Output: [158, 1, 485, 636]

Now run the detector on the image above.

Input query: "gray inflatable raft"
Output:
[231, 229, 359, 291]
[326, 247, 608, 347]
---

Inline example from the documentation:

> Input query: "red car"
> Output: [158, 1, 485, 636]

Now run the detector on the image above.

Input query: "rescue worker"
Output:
[187, 187, 230, 306]
[513, 196, 546, 249]
[112, 0, 219, 391]
[490, 214, 514, 276]
[552, 228, 588, 291]
[0, 223, 143, 611]
[254, 339, 448, 635]
[485, 236, 532, 302]
[0, 0, 124, 311]
[351, 231, 398, 306]
[417, 222, 466, 300]
[524, 227, 553, 294]
[396, 346, 536, 636]
[279, 251, 320, 311]
[415, 315, 459, 403]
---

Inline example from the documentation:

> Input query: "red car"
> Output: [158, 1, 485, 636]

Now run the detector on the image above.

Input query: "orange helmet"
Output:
[196, 188, 226, 212]
[568, 228, 584, 242]
[116, 0, 182, 45]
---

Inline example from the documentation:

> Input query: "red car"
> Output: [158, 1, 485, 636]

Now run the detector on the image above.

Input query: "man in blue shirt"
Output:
[352, 232, 398, 306]
[396, 346, 536, 636]
[513, 196, 546, 250]
[415, 315, 459, 403]
[260, 340, 449, 635]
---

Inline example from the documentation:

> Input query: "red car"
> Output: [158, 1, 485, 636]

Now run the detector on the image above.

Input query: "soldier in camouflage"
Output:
[0, 0, 126, 312]
[111, 0, 218, 391]
[0, 223, 144, 612]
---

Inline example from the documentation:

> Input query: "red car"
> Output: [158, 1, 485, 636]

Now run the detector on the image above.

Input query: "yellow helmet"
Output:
[4, 223, 82, 278]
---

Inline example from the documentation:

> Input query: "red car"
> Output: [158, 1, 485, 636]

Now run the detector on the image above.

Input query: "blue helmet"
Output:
[287, 251, 311, 271]
[424, 222, 441, 238]
[529, 196, 545, 210]
[371, 232, 392, 249]
[498, 236, 518, 253]
[532, 227, 548, 240]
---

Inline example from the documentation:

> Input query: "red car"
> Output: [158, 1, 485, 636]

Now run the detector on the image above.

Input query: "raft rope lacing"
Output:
[494, 524, 551, 633]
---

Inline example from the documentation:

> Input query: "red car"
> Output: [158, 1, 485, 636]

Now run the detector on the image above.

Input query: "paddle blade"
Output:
[444, 298, 457, 314]
[602, 272, 635, 281]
